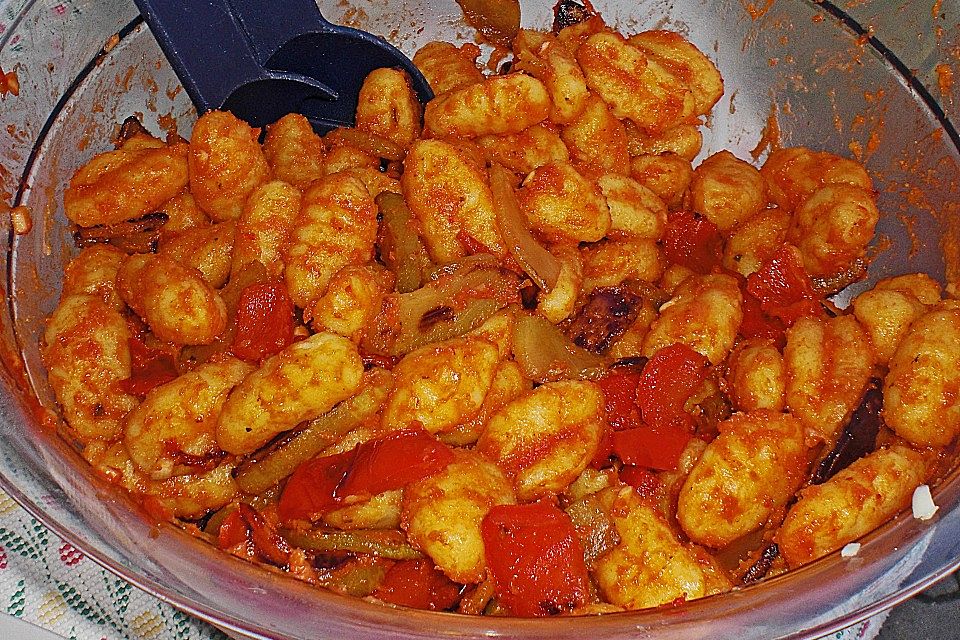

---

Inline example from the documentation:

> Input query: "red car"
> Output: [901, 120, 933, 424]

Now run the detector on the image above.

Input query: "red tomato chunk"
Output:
[739, 287, 787, 347]
[611, 425, 690, 471]
[619, 465, 662, 499]
[336, 428, 454, 500]
[598, 369, 643, 432]
[481, 502, 590, 616]
[663, 210, 723, 274]
[278, 450, 356, 523]
[279, 428, 454, 522]
[232, 279, 295, 362]
[636, 343, 709, 432]
[746, 245, 820, 326]
[374, 559, 462, 611]
[119, 335, 178, 396]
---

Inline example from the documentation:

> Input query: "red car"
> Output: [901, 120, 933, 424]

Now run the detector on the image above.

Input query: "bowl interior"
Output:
[0, 1, 958, 639]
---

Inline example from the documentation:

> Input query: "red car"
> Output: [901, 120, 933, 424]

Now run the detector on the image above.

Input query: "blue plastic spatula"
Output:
[133, 0, 434, 131]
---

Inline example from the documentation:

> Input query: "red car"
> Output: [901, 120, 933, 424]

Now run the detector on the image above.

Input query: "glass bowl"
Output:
[0, 1, 957, 638]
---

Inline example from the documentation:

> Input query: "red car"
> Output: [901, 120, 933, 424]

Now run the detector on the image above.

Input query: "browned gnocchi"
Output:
[423, 73, 551, 138]
[117, 254, 228, 345]
[520, 161, 611, 242]
[262, 113, 326, 190]
[678, 411, 808, 548]
[41, 0, 958, 622]
[778, 447, 927, 568]
[284, 172, 378, 311]
[188, 110, 270, 221]
[64, 142, 189, 227]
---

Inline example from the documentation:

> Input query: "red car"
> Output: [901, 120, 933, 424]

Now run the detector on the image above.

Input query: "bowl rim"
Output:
[1, 0, 959, 638]
[2, 461, 958, 640]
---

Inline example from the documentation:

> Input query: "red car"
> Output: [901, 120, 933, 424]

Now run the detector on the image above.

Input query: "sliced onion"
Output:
[454, 0, 521, 48]
[912, 484, 939, 521]
[512, 313, 608, 383]
[324, 127, 405, 162]
[490, 163, 562, 292]
[363, 255, 522, 356]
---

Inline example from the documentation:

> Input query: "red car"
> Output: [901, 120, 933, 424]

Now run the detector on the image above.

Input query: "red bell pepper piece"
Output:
[663, 210, 723, 274]
[619, 465, 662, 500]
[636, 344, 709, 432]
[232, 279, 295, 362]
[217, 508, 249, 550]
[218, 504, 290, 566]
[279, 429, 455, 522]
[481, 502, 590, 617]
[277, 450, 356, 523]
[119, 335, 178, 396]
[373, 559, 462, 611]
[739, 289, 787, 347]
[238, 504, 290, 566]
[589, 425, 614, 470]
[611, 425, 691, 471]
[336, 428, 454, 500]
[746, 245, 820, 326]
[598, 369, 643, 432]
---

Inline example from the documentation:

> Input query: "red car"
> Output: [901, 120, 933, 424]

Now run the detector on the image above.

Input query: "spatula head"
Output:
[232, 29, 433, 132]
[134, 0, 433, 133]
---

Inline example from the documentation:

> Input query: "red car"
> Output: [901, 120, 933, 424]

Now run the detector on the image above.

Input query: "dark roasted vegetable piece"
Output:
[73, 212, 169, 254]
[565, 286, 643, 354]
[741, 542, 780, 585]
[115, 115, 151, 147]
[610, 356, 648, 373]
[693, 381, 733, 442]
[812, 379, 883, 485]
[552, 0, 596, 32]
[564, 492, 618, 566]
[455, 0, 521, 48]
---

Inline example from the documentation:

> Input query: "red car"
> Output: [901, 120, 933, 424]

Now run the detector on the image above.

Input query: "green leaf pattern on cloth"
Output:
[0, 490, 228, 639]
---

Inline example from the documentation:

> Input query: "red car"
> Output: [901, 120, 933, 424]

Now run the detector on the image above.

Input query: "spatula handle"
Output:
[226, 0, 335, 63]
[133, 0, 263, 112]
[133, 0, 336, 119]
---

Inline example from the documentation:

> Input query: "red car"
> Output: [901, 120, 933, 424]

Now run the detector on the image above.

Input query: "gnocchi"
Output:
[40, 2, 958, 622]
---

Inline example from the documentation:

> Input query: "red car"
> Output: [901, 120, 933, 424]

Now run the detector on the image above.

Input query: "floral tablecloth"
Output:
[0, 490, 226, 640]
[0, 489, 888, 640]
